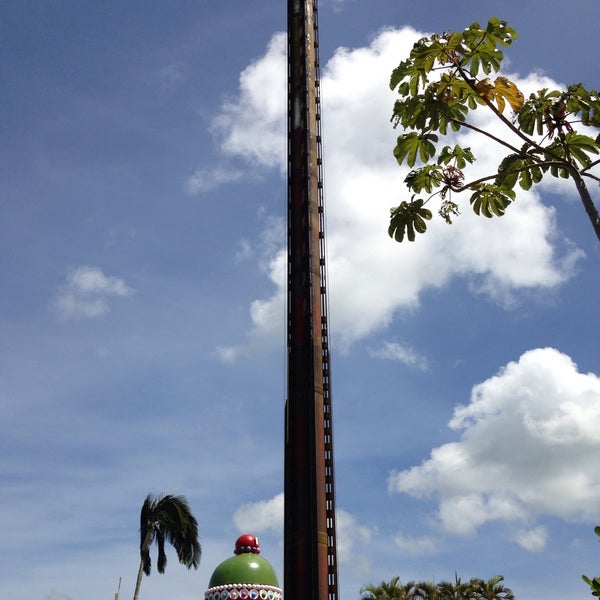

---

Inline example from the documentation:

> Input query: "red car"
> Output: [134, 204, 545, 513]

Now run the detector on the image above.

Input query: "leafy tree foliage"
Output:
[361, 575, 514, 600]
[387, 17, 600, 243]
[583, 525, 600, 597]
[132, 493, 201, 600]
[361, 576, 409, 600]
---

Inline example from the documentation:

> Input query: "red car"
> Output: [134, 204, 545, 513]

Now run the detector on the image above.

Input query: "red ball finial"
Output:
[234, 534, 261, 554]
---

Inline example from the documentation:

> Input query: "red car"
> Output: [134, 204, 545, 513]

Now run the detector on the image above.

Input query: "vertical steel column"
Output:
[284, 1, 339, 600]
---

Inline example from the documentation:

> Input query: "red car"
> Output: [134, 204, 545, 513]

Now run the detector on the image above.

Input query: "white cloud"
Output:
[369, 340, 428, 371]
[54, 266, 133, 319]
[388, 348, 600, 542]
[186, 165, 244, 194]
[205, 28, 583, 348]
[233, 493, 375, 565]
[234, 493, 284, 533]
[394, 532, 439, 557]
[46, 593, 73, 600]
[326, 0, 355, 13]
[234, 239, 254, 263]
[211, 33, 287, 172]
[216, 346, 239, 363]
[513, 526, 548, 552]
[215, 216, 288, 362]
[335, 508, 375, 565]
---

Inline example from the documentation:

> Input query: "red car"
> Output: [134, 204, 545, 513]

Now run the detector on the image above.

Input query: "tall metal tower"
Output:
[284, 1, 339, 600]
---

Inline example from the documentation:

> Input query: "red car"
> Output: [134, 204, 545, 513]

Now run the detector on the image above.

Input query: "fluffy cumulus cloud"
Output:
[233, 493, 374, 565]
[212, 33, 287, 172]
[513, 526, 548, 552]
[203, 27, 583, 348]
[53, 266, 133, 319]
[388, 348, 600, 547]
[234, 493, 284, 533]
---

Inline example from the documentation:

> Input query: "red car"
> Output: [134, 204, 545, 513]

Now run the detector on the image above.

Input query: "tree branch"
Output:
[572, 171, 600, 243]
[582, 171, 600, 184]
[453, 119, 524, 155]
[582, 157, 600, 173]
[449, 68, 571, 169]
[448, 161, 580, 192]
[452, 63, 553, 156]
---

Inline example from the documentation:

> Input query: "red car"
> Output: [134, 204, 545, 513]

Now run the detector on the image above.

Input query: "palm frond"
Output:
[157, 528, 167, 574]
[156, 494, 201, 569]
[137, 492, 201, 579]
[139, 494, 155, 576]
[142, 551, 152, 577]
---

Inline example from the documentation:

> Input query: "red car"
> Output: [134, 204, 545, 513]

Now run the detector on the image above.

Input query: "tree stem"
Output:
[572, 172, 600, 243]
[132, 560, 144, 600]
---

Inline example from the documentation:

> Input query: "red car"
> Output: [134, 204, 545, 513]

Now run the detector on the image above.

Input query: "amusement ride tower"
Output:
[284, 1, 339, 600]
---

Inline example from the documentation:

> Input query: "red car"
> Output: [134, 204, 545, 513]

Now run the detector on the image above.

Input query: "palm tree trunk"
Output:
[132, 560, 144, 600]
[133, 527, 153, 600]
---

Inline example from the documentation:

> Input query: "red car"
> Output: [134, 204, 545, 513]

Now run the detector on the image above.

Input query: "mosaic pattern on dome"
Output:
[205, 583, 282, 600]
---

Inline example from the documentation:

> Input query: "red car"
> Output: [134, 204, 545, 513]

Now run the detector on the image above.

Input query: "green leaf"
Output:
[393, 132, 439, 168]
[496, 154, 521, 189]
[517, 88, 561, 135]
[469, 53, 481, 79]
[583, 575, 600, 597]
[390, 59, 412, 91]
[550, 163, 570, 179]
[437, 145, 476, 168]
[469, 184, 515, 218]
[405, 165, 444, 194]
[496, 154, 545, 192]
[389, 198, 433, 243]
[565, 84, 600, 127]
[446, 31, 463, 53]
[565, 132, 600, 168]
[530, 164, 543, 184]
[519, 168, 532, 190]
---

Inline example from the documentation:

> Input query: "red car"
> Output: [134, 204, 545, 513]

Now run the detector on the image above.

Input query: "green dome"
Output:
[208, 553, 280, 588]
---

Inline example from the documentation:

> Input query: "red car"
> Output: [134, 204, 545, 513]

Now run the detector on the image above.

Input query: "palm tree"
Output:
[361, 576, 411, 600]
[470, 576, 514, 600]
[132, 493, 201, 600]
[361, 576, 514, 600]
[437, 575, 475, 600]
[409, 580, 441, 600]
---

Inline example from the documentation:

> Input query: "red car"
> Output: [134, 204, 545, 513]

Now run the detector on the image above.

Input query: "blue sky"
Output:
[2, 2, 600, 600]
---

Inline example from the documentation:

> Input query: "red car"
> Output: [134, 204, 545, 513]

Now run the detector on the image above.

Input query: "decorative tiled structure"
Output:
[205, 535, 282, 600]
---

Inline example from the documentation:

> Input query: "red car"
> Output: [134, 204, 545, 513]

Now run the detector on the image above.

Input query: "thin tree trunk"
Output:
[133, 527, 153, 600]
[573, 172, 600, 243]
[132, 560, 144, 600]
